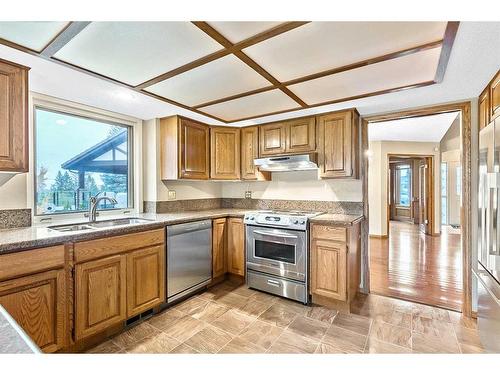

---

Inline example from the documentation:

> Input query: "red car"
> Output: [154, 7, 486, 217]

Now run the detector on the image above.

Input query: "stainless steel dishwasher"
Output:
[166, 220, 212, 304]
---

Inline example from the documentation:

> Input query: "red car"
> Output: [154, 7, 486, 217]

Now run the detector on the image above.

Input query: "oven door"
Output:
[246, 225, 306, 281]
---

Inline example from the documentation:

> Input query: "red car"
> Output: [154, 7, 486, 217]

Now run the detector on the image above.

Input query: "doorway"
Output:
[365, 109, 465, 312]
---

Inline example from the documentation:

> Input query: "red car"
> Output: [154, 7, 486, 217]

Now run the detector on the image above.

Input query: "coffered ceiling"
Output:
[0, 21, 458, 123]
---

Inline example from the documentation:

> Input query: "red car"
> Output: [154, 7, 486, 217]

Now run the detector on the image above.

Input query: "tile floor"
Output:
[86, 280, 485, 354]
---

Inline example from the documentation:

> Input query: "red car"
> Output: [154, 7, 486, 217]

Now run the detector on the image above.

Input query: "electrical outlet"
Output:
[168, 190, 176, 200]
[245, 191, 252, 199]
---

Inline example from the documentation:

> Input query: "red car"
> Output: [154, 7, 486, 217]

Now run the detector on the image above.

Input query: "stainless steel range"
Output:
[244, 210, 323, 304]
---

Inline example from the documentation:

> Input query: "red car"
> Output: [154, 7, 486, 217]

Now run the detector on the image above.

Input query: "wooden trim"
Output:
[40, 22, 91, 57]
[434, 22, 460, 83]
[193, 85, 275, 109]
[369, 234, 388, 239]
[361, 101, 472, 317]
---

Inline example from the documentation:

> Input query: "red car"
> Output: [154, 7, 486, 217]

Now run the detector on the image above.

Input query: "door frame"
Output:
[386, 154, 434, 234]
[360, 101, 472, 317]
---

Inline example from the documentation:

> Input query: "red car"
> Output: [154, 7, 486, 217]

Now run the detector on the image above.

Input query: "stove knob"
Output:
[299, 220, 305, 225]
[249, 216, 254, 220]
[293, 219, 299, 224]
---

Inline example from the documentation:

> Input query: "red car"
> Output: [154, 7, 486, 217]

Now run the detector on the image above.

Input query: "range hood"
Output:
[254, 153, 318, 172]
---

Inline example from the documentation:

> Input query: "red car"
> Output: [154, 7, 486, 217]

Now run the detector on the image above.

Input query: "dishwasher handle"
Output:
[167, 220, 212, 236]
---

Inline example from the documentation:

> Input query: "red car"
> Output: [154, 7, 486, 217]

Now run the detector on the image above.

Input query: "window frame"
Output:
[29, 93, 143, 223]
[394, 163, 412, 208]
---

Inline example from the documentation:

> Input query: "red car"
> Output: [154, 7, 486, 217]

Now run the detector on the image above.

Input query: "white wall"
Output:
[0, 174, 28, 209]
[368, 140, 441, 236]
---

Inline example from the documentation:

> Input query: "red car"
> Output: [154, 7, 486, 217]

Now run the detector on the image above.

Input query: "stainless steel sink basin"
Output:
[88, 218, 153, 228]
[49, 218, 153, 232]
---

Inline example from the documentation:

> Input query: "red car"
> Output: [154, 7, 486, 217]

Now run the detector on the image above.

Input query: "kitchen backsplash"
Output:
[144, 198, 223, 213]
[0, 209, 31, 229]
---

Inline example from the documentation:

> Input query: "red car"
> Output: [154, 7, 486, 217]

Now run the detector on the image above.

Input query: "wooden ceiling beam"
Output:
[434, 21, 460, 83]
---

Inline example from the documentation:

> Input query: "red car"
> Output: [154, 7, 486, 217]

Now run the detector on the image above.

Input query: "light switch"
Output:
[245, 191, 252, 199]
[168, 190, 176, 200]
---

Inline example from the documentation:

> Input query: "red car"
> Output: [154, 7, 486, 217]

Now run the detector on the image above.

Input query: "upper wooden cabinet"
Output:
[286, 117, 316, 154]
[210, 126, 240, 180]
[160, 116, 210, 180]
[259, 117, 316, 156]
[490, 70, 500, 121]
[259, 122, 287, 156]
[241, 126, 270, 181]
[317, 110, 359, 179]
[479, 87, 490, 131]
[0, 58, 29, 172]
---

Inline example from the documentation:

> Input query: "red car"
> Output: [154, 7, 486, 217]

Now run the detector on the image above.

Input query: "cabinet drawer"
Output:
[0, 245, 65, 282]
[74, 229, 165, 263]
[311, 225, 346, 242]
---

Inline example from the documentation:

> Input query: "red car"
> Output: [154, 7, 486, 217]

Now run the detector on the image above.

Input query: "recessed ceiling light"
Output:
[55, 119, 67, 125]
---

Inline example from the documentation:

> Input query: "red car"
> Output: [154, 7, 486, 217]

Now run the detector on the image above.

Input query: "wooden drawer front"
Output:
[0, 269, 66, 352]
[311, 225, 347, 242]
[0, 245, 65, 282]
[75, 255, 126, 340]
[310, 239, 347, 301]
[126, 246, 165, 317]
[74, 229, 165, 263]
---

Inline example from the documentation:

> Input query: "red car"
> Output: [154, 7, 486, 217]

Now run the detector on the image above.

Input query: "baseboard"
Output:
[369, 234, 388, 239]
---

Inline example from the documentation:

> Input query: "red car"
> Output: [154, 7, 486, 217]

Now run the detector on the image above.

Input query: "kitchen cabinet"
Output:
[75, 254, 127, 340]
[0, 58, 29, 172]
[126, 246, 165, 317]
[241, 126, 270, 181]
[227, 217, 245, 277]
[160, 115, 210, 180]
[259, 122, 287, 156]
[317, 109, 359, 179]
[210, 126, 240, 180]
[286, 117, 316, 154]
[259, 117, 316, 156]
[212, 218, 227, 278]
[479, 87, 490, 131]
[310, 223, 360, 312]
[490, 70, 500, 121]
[73, 229, 165, 340]
[0, 245, 67, 353]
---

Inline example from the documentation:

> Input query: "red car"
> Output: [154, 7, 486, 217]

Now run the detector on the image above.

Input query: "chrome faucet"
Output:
[88, 193, 118, 222]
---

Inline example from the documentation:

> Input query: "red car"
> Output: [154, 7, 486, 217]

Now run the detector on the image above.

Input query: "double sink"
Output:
[48, 217, 154, 232]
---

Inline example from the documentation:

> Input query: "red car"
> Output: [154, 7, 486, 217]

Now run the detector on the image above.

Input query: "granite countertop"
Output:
[310, 213, 364, 226]
[0, 305, 40, 354]
[0, 209, 363, 254]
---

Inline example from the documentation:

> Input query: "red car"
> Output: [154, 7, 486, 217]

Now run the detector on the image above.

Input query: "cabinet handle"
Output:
[267, 279, 281, 287]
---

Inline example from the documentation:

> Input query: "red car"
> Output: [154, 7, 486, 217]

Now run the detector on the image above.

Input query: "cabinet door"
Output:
[286, 117, 316, 153]
[241, 126, 270, 181]
[490, 70, 500, 120]
[227, 218, 245, 276]
[0, 59, 29, 172]
[479, 88, 490, 130]
[212, 218, 227, 278]
[0, 269, 66, 352]
[310, 239, 347, 301]
[75, 255, 126, 340]
[210, 127, 241, 180]
[317, 111, 358, 178]
[126, 246, 165, 317]
[179, 117, 209, 179]
[259, 122, 287, 156]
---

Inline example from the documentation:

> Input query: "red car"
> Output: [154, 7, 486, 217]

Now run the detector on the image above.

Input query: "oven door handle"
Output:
[253, 230, 298, 239]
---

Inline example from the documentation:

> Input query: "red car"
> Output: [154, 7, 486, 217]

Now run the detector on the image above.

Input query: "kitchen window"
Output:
[395, 164, 411, 207]
[34, 107, 133, 216]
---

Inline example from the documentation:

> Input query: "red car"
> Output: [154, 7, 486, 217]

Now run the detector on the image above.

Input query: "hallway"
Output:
[370, 221, 463, 311]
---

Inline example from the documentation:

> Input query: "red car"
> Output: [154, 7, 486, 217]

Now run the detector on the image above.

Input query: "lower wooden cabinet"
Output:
[75, 255, 127, 341]
[227, 217, 245, 277]
[0, 269, 67, 353]
[310, 223, 360, 311]
[212, 218, 227, 278]
[126, 246, 165, 317]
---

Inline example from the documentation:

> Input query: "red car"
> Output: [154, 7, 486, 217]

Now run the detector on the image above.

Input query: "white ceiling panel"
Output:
[288, 46, 442, 105]
[145, 54, 271, 106]
[243, 22, 447, 82]
[199, 89, 300, 121]
[53, 22, 223, 86]
[369, 112, 459, 142]
[0, 22, 70, 51]
[208, 22, 282, 43]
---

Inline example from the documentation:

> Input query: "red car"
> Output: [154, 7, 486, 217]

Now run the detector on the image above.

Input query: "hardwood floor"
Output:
[370, 221, 463, 312]
[86, 279, 484, 354]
